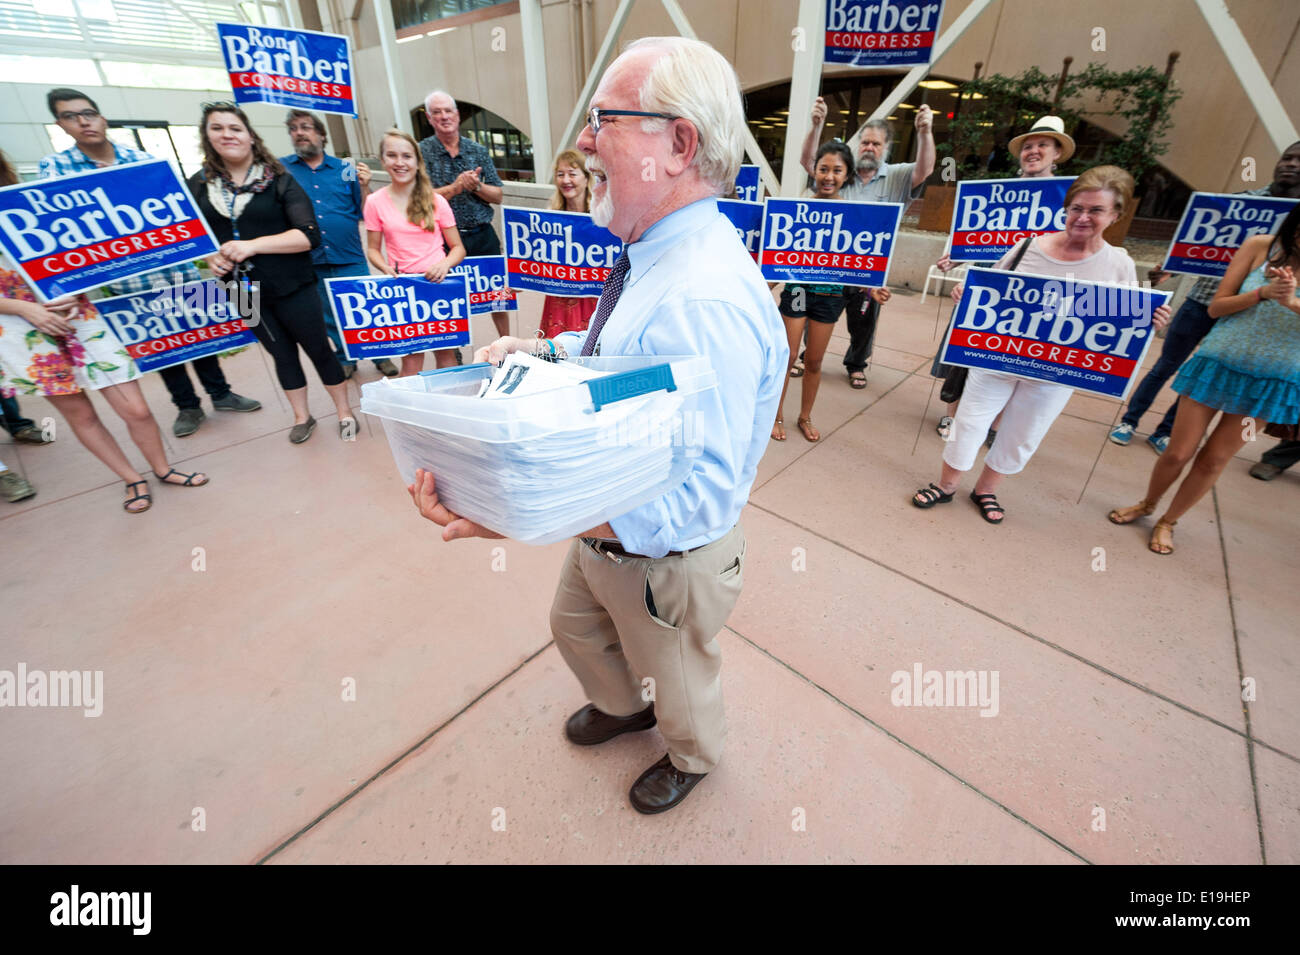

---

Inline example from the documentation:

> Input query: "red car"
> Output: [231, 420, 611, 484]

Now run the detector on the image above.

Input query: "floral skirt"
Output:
[0, 301, 140, 398]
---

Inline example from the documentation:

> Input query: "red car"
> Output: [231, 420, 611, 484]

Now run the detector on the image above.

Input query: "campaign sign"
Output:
[941, 267, 1171, 399]
[1161, 192, 1299, 279]
[825, 0, 946, 68]
[502, 207, 623, 298]
[759, 197, 903, 287]
[0, 159, 217, 302]
[325, 274, 470, 361]
[216, 22, 355, 116]
[734, 165, 761, 202]
[945, 177, 1074, 263]
[717, 199, 763, 261]
[446, 255, 517, 315]
[96, 279, 257, 374]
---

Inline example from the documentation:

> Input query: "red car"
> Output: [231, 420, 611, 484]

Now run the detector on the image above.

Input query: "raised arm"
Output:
[800, 96, 828, 177]
[912, 105, 935, 190]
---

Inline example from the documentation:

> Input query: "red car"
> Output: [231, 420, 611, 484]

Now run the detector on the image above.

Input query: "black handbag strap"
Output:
[1004, 235, 1031, 272]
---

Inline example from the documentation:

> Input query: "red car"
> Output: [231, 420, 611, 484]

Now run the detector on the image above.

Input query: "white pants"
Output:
[943, 369, 1074, 475]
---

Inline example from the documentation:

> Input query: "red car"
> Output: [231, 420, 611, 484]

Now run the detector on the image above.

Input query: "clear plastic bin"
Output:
[361, 355, 717, 544]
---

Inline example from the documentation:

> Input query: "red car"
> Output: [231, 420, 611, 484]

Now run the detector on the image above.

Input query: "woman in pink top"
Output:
[364, 129, 467, 375]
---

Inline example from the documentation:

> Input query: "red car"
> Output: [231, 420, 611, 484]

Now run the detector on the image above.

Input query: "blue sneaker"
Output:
[1109, 422, 1134, 445]
[1147, 434, 1170, 454]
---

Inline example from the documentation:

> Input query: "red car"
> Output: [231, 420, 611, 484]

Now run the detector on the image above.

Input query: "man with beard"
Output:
[1111, 141, 1300, 455]
[39, 88, 263, 437]
[281, 110, 396, 378]
[798, 100, 935, 387]
[408, 37, 787, 815]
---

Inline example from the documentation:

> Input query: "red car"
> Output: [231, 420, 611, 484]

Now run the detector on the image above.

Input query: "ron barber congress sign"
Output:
[96, 279, 257, 374]
[1161, 192, 1299, 279]
[502, 208, 623, 298]
[324, 274, 470, 361]
[946, 177, 1074, 263]
[941, 268, 1170, 400]
[0, 159, 217, 302]
[759, 197, 902, 287]
[824, 0, 946, 68]
[217, 22, 356, 115]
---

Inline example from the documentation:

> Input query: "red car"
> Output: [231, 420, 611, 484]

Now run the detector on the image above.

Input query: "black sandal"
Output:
[123, 479, 152, 514]
[970, 491, 1005, 524]
[158, 468, 209, 487]
[912, 483, 954, 508]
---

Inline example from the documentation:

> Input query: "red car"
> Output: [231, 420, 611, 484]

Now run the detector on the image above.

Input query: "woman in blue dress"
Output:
[1109, 203, 1300, 554]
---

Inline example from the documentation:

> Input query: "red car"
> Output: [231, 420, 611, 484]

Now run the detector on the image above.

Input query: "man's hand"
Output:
[950, 282, 965, 304]
[473, 335, 536, 365]
[456, 167, 483, 195]
[915, 105, 933, 131]
[811, 96, 827, 127]
[354, 160, 371, 189]
[407, 468, 504, 541]
[936, 253, 954, 273]
[870, 287, 892, 305]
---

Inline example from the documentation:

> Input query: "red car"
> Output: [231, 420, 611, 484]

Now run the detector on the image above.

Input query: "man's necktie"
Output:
[580, 249, 630, 356]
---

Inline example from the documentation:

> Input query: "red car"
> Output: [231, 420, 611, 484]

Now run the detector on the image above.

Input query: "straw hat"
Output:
[1009, 116, 1075, 162]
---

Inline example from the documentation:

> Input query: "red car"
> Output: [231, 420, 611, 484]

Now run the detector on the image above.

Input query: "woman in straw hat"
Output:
[931, 116, 1076, 441]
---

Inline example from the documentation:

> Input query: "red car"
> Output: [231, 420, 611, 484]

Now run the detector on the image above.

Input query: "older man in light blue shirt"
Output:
[409, 36, 786, 814]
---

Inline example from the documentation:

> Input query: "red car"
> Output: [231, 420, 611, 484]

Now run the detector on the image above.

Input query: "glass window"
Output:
[101, 61, 228, 91]
[0, 53, 99, 86]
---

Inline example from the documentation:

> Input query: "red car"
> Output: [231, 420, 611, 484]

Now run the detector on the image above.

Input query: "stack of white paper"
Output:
[360, 355, 716, 544]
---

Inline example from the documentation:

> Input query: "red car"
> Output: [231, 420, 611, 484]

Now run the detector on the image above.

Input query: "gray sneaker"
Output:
[173, 408, 205, 437]
[374, 359, 399, 377]
[212, 392, 262, 412]
[288, 416, 317, 444]
[1, 471, 36, 502]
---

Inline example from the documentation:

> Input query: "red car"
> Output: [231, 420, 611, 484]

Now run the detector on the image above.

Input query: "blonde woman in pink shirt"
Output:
[364, 129, 467, 375]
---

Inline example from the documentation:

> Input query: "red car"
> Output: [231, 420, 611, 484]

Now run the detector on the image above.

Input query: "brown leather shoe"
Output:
[564, 702, 655, 746]
[629, 753, 707, 814]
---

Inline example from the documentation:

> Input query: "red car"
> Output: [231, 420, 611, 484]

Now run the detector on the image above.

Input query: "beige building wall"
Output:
[339, 0, 1297, 192]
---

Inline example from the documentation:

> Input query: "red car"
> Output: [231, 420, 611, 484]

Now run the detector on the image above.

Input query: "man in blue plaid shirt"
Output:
[38, 88, 262, 437]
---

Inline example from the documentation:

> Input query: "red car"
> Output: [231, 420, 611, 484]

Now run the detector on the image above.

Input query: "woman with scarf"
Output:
[187, 103, 353, 444]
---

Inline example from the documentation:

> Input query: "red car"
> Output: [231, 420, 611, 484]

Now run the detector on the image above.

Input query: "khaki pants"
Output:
[549, 524, 746, 774]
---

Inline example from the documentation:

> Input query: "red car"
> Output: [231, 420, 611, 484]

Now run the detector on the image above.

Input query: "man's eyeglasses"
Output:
[57, 109, 99, 122]
[586, 108, 679, 133]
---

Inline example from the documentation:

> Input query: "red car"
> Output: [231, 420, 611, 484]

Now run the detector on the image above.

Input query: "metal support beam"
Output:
[373, 0, 411, 134]
[519, 0, 553, 173]
[848, 0, 995, 152]
[1194, 0, 1298, 152]
[557, 0, 637, 156]
[781, 0, 822, 196]
[659, 0, 780, 197]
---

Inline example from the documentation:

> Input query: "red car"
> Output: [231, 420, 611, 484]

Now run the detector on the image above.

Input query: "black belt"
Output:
[458, 222, 491, 234]
[581, 538, 684, 562]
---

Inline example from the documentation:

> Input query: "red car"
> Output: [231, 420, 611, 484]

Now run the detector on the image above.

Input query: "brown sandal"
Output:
[771, 416, 786, 441]
[1108, 499, 1155, 525]
[796, 416, 820, 442]
[1149, 518, 1176, 555]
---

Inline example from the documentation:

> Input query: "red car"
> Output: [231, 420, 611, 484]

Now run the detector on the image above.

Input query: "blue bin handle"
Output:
[419, 362, 494, 377]
[584, 362, 677, 412]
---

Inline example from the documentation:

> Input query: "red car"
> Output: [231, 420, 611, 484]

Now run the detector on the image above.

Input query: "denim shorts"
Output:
[779, 285, 845, 324]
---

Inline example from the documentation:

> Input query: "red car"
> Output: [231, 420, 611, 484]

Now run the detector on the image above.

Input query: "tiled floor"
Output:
[1, 289, 1295, 864]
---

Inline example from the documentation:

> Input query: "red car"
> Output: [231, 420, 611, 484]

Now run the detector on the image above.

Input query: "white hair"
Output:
[424, 89, 456, 114]
[625, 36, 746, 193]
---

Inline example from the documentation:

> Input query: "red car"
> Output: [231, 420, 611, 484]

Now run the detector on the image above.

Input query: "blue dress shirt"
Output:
[281, 153, 366, 266]
[555, 197, 788, 557]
